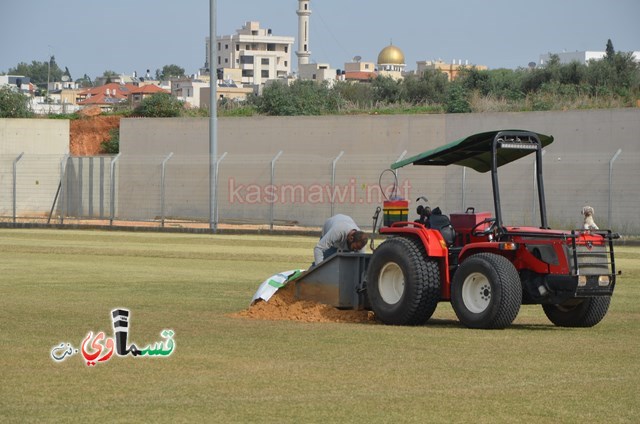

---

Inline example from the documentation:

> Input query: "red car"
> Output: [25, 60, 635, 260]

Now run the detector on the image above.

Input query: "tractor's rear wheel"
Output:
[542, 297, 611, 327]
[366, 237, 440, 325]
[451, 253, 522, 329]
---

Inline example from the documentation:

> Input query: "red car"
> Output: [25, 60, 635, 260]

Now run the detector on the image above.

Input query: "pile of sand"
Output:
[233, 282, 375, 324]
[70, 115, 121, 156]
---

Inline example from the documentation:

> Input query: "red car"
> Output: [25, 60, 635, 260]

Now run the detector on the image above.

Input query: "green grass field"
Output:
[1, 229, 638, 423]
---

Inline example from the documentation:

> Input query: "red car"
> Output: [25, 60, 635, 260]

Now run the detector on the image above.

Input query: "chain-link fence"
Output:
[1, 148, 639, 234]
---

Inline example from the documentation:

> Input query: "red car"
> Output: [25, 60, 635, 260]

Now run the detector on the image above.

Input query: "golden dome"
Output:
[377, 44, 405, 65]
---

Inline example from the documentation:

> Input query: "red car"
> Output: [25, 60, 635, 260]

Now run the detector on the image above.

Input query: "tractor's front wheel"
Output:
[542, 297, 611, 327]
[366, 237, 441, 325]
[451, 253, 522, 329]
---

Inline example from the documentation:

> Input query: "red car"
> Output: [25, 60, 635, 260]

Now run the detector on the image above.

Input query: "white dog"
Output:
[582, 206, 599, 230]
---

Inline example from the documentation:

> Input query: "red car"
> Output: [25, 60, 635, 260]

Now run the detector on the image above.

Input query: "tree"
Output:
[101, 128, 119, 154]
[605, 39, 615, 62]
[8, 58, 62, 86]
[75, 74, 93, 88]
[252, 80, 343, 116]
[156, 64, 186, 80]
[445, 83, 471, 113]
[134, 93, 184, 117]
[371, 75, 405, 104]
[0, 86, 32, 118]
[404, 70, 449, 104]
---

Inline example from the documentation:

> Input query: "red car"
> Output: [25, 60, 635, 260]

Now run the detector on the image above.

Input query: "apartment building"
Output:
[205, 21, 294, 87]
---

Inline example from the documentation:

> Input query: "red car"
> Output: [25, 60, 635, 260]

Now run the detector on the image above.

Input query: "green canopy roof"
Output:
[391, 130, 554, 173]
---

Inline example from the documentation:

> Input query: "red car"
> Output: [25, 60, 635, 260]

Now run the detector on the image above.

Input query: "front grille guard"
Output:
[567, 230, 617, 282]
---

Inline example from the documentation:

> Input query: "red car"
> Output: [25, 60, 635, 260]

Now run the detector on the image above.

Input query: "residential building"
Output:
[76, 82, 136, 111]
[130, 84, 169, 108]
[417, 60, 488, 81]
[205, 21, 294, 87]
[343, 60, 377, 82]
[298, 62, 337, 84]
[0, 75, 34, 95]
[539, 50, 640, 65]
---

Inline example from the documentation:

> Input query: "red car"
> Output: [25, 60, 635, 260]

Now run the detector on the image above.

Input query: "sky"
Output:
[1, 0, 639, 80]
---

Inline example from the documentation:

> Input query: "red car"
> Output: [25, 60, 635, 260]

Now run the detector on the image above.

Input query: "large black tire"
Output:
[542, 297, 611, 327]
[366, 237, 441, 325]
[451, 253, 522, 329]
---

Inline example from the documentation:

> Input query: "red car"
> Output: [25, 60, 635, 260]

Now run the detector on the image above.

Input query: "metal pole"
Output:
[270, 150, 283, 230]
[109, 153, 121, 226]
[330, 151, 344, 216]
[533, 150, 546, 226]
[214, 152, 227, 227]
[160, 152, 174, 227]
[59, 154, 69, 224]
[209, 0, 218, 232]
[608, 148, 622, 228]
[12, 152, 24, 224]
[462, 167, 466, 211]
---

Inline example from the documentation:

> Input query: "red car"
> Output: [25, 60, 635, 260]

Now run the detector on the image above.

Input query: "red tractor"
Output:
[366, 130, 619, 328]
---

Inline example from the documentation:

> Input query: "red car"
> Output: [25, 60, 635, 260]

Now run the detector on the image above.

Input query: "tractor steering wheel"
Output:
[471, 217, 498, 237]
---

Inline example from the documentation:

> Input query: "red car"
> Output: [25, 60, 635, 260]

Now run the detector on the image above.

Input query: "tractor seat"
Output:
[428, 208, 456, 246]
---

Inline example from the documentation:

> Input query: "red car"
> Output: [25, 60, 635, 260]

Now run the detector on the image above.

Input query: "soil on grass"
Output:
[233, 282, 376, 324]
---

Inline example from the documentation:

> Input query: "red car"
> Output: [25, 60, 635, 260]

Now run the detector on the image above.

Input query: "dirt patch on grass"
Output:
[70, 115, 121, 156]
[232, 282, 375, 324]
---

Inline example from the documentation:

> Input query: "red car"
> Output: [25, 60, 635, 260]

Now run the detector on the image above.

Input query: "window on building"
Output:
[365, 64, 370, 69]
[267, 43, 276, 52]
[252, 30, 258, 35]
[240, 56, 254, 64]
[284, 46, 288, 53]
[225, 44, 228, 50]
[242, 70, 254, 77]
[217, 57, 221, 65]
[236, 44, 239, 51]
[261, 70, 269, 78]
[284, 61, 288, 67]
[217, 42, 221, 50]
[261, 58, 269, 65]
[312, 74, 316, 80]
[246, 44, 250, 50]
[225, 58, 228, 63]
[251, 44, 257, 50]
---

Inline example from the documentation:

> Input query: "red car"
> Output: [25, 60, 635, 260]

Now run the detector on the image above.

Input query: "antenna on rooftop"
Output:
[353, 55, 362, 62]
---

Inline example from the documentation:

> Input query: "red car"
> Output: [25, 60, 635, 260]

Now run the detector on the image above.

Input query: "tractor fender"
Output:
[458, 242, 515, 264]
[380, 222, 448, 258]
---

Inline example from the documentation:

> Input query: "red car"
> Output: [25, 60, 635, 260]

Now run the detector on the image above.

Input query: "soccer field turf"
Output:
[1, 229, 638, 423]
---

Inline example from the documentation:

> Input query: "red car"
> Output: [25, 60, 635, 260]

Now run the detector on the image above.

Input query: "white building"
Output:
[206, 21, 294, 87]
[539, 50, 640, 65]
[298, 63, 337, 84]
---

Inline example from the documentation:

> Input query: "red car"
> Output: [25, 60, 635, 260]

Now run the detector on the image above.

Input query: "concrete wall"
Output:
[119, 109, 640, 232]
[0, 119, 69, 218]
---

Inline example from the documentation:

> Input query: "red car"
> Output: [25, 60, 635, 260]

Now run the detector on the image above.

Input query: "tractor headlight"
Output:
[598, 275, 610, 286]
[578, 275, 587, 286]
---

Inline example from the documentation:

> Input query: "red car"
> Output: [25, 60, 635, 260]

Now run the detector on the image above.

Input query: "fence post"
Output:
[160, 152, 174, 227]
[608, 148, 622, 228]
[59, 154, 69, 224]
[330, 151, 344, 216]
[269, 151, 283, 230]
[12, 152, 24, 224]
[109, 153, 121, 226]
[214, 152, 227, 228]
